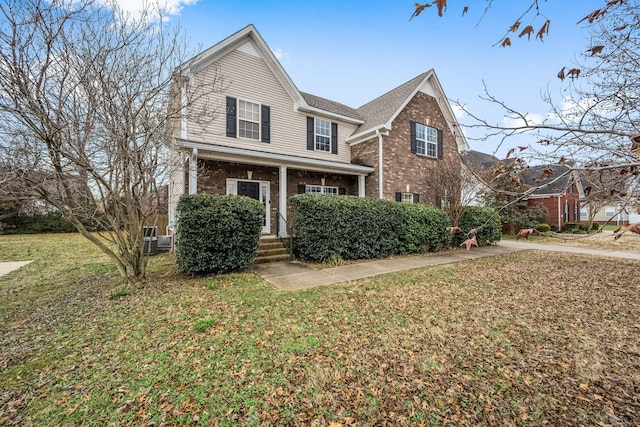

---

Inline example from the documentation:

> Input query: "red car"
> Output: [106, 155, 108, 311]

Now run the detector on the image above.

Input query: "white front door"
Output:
[227, 179, 270, 234]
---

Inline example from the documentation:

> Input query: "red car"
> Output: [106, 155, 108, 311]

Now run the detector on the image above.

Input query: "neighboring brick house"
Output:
[168, 25, 469, 236]
[523, 165, 583, 231]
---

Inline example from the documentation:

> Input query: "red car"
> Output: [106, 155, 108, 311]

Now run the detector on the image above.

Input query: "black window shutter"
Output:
[298, 184, 306, 194]
[437, 129, 444, 159]
[226, 97, 237, 138]
[261, 105, 270, 143]
[338, 187, 346, 195]
[331, 122, 338, 154]
[413, 193, 420, 204]
[410, 121, 417, 154]
[306, 117, 314, 150]
[395, 192, 402, 202]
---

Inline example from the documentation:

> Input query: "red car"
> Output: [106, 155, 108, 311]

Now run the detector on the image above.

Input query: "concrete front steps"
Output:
[254, 236, 291, 264]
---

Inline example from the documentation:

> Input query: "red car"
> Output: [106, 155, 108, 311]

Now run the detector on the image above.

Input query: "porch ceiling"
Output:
[175, 138, 374, 175]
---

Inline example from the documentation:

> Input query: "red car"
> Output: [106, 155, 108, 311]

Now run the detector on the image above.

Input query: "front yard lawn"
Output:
[1, 233, 639, 425]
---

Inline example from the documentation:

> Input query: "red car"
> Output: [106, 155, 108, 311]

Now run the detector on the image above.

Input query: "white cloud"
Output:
[272, 48, 289, 63]
[451, 104, 467, 120]
[101, 0, 200, 20]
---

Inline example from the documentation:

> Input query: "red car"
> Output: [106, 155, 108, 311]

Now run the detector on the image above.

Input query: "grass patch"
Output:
[1, 234, 639, 425]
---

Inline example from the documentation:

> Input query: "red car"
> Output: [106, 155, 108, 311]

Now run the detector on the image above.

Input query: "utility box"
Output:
[143, 226, 158, 255]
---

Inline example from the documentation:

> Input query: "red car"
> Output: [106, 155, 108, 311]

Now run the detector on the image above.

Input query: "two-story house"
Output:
[168, 25, 469, 236]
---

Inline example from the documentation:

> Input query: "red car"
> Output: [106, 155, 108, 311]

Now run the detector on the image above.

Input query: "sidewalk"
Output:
[0, 261, 32, 277]
[252, 240, 640, 291]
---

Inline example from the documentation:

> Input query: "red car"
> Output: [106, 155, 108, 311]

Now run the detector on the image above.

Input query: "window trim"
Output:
[401, 192, 414, 204]
[237, 99, 261, 141]
[314, 118, 331, 152]
[304, 184, 339, 195]
[413, 122, 438, 158]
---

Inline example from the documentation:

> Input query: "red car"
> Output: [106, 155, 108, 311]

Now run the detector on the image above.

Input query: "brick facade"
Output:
[351, 92, 460, 205]
[197, 159, 358, 234]
[527, 183, 581, 230]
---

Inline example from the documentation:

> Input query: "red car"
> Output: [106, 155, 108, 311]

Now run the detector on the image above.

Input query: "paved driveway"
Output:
[0, 261, 32, 277]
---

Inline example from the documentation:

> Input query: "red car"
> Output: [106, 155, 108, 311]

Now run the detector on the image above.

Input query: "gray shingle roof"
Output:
[461, 150, 500, 170]
[300, 92, 363, 121]
[354, 72, 429, 133]
[523, 164, 573, 195]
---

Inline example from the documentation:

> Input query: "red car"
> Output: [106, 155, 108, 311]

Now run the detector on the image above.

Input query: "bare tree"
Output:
[413, 1, 640, 234]
[0, 0, 222, 282]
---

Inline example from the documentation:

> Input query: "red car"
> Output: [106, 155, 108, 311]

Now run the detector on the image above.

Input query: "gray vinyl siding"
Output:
[185, 43, 356, 164]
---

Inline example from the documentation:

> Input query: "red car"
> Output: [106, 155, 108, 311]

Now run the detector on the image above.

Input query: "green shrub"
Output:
[176, 194, 264, 275]
[564, 222, 579, 232]
[399, 204, 450, 254]
[578, 223, 589, 231]
[451, 206, 502, 247]
[290, 195, 450, 262]
[550, 224, 559, 233]
[1, 211, 77, 234]
[536, 223, 551, 233]
[589, 223, 600, 232]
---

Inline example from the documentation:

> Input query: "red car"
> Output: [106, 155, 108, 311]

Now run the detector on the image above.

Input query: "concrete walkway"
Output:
[252, 240, 640, 291]
[0, 261, 32, 277]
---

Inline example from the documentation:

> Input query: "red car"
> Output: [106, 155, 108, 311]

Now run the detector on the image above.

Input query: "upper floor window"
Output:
[415, 123, 437, 157]
[315, 119, 331, 152]
[307, 117, 338, 154]
[238, 100, 260, 140]
[605, 206, 616, 218]
[411, 121, 442, 159]
[226, 96, 270, 143]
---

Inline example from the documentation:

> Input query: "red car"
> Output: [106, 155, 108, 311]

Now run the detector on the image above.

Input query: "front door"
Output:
[230, 179, 270, 234]
[238, 181, 260, 201]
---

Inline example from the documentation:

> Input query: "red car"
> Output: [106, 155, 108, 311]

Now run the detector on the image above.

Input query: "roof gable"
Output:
[349, 70, 469, 152]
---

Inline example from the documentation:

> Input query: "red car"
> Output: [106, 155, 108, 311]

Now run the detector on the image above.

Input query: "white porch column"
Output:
[358, 174, 366, 197]
[188, 148, 198, 195]
[278, 166, 288, 237]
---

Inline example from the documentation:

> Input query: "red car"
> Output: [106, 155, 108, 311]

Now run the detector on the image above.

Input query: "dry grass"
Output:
[1, 233, 639, 426]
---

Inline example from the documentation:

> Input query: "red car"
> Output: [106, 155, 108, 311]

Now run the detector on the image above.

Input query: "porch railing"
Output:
[276, 210, 294, 261]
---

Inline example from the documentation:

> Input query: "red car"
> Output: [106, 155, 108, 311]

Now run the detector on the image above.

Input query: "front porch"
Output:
[170, 140, 374, 237]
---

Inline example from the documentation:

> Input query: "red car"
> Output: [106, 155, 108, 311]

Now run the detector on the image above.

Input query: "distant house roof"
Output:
[523, 164, 574, 196]
[461, 150, 500, 169]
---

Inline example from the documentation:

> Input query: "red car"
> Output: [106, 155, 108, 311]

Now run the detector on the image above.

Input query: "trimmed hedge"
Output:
[451, 206, 502, 247]
[536, 223, 551, 233]
[176, 194, 264, 275]
[1, 212, 77, 234]
[290, 195, 450, 263]
[564, 222, 579, 232]
[400, 203, 451, 254]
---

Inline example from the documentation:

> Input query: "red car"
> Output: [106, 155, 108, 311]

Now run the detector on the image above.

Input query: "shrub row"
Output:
[291, 195, 500, 263]
[176, 194, 264, 275]
[451, 206, 502, 247]
[0, 212, 77, 234]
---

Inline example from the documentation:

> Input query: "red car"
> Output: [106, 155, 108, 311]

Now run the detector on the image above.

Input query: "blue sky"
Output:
[119, 0, 605, 156]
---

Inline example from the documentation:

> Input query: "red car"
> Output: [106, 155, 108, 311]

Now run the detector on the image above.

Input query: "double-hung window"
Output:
[415, 123, 438, 157]
[238, 100, 260, 140]
[226, 96, 270, 143]
[307, 117, 338, 154]
[315, 119, 331, 152]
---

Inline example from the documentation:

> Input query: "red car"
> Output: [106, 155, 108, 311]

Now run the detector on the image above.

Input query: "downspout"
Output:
[377, 129, 384, 199]
[557, 196, 561, 230]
